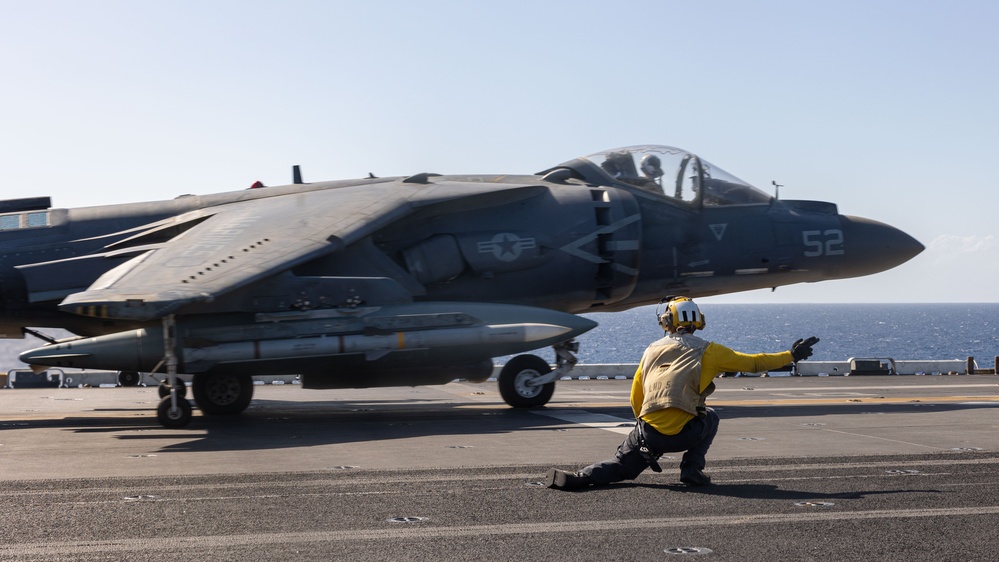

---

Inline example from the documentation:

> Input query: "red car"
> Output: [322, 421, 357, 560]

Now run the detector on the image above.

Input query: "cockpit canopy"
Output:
[548, 145, 773, 206]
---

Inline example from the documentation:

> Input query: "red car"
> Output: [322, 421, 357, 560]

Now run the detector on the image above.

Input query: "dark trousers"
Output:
[580, 409, 720, 485]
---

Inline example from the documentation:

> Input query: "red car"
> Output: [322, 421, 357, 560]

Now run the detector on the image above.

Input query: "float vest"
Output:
[638, 334, 714, 419]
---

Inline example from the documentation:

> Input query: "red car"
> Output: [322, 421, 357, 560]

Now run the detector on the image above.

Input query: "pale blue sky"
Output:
[2, 1, 996, 303]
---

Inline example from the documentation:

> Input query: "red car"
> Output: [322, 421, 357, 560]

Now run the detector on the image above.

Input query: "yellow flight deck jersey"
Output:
[631, 334, 794, 436]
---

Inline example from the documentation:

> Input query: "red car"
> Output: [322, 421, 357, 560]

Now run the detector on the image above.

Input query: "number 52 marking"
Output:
[803, 229, 845, 257]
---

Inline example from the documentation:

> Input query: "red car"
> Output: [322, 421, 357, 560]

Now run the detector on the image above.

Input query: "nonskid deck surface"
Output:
[2, 376, 997, 560]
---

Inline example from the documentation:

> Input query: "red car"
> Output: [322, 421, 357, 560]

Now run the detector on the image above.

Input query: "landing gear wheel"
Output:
[117, 371, 140, 387]
[192, 374, 254, 415]
[498, 354, 555, 408]
[157, 378, 187, 399]
[157, 396, 193, 428]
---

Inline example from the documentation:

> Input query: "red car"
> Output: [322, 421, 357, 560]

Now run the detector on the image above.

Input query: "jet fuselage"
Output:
[3, 145, 923, 427]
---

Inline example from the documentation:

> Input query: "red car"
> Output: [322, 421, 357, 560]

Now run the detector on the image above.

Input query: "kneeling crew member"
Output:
[546, 296, 818, 490]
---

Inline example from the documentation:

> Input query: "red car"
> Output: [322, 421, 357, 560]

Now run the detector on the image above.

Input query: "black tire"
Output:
[118, 371, 140, 387]
[157, 396, 193, 428]
[192, 374, 254, 415]
[498, 354, 555, 408]
[157, 378, 187, 399]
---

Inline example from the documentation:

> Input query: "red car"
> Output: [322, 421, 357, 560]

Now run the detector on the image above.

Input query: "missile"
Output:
[19, 302, 598, 374]
[181, 323, 571, 364]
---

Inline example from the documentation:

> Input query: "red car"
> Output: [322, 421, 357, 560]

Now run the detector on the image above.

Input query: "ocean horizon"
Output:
[573, 302, 999, 369]
[2, 303, 997, 372]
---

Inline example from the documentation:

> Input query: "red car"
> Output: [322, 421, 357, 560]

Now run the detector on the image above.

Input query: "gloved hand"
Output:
[791, 336, 820, 361]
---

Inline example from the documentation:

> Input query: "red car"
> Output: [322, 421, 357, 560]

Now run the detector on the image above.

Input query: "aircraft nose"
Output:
[840, 215, 924, 275]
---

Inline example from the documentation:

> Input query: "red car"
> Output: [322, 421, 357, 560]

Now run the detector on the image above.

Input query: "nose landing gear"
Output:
[498, 339, 579, 408]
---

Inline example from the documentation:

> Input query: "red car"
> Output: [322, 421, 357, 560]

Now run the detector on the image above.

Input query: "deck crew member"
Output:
[546, 296, 819, 490]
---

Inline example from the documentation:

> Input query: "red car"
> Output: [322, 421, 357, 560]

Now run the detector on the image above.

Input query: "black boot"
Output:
[545, 468, 592, 490]
[679, 467, 712, 486]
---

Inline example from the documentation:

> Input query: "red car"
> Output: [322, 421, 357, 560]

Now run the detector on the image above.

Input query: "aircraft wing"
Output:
[60, 180, 542, 321]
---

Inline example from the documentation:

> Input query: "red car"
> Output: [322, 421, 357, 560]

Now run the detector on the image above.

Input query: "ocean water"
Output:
[2, 304, 997, 371]
[573, 303, 999, 369]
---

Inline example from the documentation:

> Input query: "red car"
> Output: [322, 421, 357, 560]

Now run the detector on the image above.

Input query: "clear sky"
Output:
[1, 1, 996, 303]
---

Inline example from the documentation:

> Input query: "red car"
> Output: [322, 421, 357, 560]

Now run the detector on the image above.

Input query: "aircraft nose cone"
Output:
[841, 215, 924, 274]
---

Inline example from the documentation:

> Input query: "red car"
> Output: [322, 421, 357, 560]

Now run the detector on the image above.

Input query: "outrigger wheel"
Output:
[498, 354, 555, 408]
[156, 314, 194, 429]
[157, 396, 193, 428]
[157, 377, 187, 399]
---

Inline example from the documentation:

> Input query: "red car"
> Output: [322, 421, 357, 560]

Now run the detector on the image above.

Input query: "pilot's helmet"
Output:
[658, 296, 705, 332]
[641, 154, 664, 179]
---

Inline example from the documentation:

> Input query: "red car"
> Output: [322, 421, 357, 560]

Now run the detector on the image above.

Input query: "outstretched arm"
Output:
[702, 343, 795, 378]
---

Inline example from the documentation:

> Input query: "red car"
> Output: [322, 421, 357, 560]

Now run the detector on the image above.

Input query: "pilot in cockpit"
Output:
[602, 151, 664, 194]
[628, 153, 665, 193]
[640, 154, 664, 188]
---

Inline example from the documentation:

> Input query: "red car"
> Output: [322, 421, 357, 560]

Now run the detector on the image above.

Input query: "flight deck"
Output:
[1, 375, 997, 560]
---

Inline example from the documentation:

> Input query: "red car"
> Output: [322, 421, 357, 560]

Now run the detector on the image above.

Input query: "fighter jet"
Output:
[5, 145, 922, 427]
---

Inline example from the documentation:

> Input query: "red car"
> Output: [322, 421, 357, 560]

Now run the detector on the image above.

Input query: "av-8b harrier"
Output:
[3, 145, 922, 427]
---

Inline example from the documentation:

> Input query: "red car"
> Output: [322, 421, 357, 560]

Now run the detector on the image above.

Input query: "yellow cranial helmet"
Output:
[658, 296, 706, 332]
